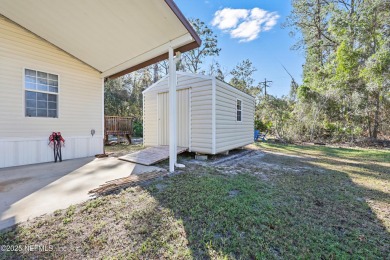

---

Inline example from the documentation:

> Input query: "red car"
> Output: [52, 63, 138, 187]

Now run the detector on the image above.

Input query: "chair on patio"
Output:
[254, 130, 260, 141]
[254, 130, 267, 142]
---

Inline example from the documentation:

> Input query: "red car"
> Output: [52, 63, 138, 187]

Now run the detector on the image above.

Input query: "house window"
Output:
[236, 99, 242, 121]
[25, 69, 58, 118]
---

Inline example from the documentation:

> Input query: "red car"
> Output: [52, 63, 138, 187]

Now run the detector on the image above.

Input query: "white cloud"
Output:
[231, 20, 260, 42]
[211, 7, 280, 42]
[211, 8, 249, 30]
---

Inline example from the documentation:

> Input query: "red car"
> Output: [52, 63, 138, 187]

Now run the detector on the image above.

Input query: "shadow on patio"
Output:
[0, 156, 157, 230]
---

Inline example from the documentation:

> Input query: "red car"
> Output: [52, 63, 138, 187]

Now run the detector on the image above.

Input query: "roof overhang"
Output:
[0, 0, 201, 79]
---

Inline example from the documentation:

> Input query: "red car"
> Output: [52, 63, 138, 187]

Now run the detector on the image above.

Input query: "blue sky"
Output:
[175, 0, 305, 97]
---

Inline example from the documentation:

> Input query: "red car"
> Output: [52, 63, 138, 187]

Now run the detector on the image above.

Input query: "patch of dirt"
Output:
[213, 166, 247, 175]
[252, 171, 270, 181]
[180, 145, 324, 180]
[213, 150, 322, 176]
[214, 150, 265, 167]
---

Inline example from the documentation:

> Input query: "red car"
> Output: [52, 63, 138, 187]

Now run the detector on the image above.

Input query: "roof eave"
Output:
[164, 0, 201, 47]
[105, 0, 201, 80]
[106, 41, 199, 80]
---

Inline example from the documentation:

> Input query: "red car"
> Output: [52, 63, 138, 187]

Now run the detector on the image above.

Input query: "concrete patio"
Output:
[0, 157, 162, 230]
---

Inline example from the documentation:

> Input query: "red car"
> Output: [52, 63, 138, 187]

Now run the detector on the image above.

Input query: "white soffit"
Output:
[0, 0, 198, 77]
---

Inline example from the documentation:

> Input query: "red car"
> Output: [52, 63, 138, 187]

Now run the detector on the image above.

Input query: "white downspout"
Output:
[168, 47, 177, 173]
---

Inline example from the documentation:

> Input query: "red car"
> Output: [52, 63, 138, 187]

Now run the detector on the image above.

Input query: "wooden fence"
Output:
[104, 116, 133, 144]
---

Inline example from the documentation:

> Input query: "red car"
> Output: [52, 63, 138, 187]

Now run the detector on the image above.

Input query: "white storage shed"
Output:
[143, 72, 255, 154]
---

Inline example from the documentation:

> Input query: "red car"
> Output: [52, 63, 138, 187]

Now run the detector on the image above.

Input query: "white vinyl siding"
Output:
[215, 81, 254, 153]
[0, 15, 103, 168]
[158, 92, 170, 145]
[157, 89, 190, 147]
[178, 74, 213, 154]
[143, 94, 158, 146]
[143, 73, 213, 154]
[143, 72, 254, 155]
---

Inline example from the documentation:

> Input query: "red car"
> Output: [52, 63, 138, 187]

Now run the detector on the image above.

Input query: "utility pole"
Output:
[281, 64, 298, 94]
[259, 78, 273, 97]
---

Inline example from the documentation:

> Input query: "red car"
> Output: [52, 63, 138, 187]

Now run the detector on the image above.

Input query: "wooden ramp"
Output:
[119, 146, 188, 165]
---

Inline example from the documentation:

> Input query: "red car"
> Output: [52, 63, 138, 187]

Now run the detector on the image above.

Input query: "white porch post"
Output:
[168, 46, 177, 173]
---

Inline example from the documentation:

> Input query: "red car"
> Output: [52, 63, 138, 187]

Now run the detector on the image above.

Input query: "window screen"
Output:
[25, 69, 58, 118]
[237, 99, 242, 121]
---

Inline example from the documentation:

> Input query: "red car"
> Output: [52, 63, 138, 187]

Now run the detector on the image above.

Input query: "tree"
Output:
[207, 59, 227, 81]
[104, 78, 131, 116]
[285, 0, 390, 141]
[181, 18, 221, 74]
[104, 67, 154, 121]
[228, 59, 264, 103]
[360, 43, 390, 138]
[256, 95, 293, 140]
[156, 18, 221, 77]
[122, 68, 153, 121]
[229, 59, 257, 92]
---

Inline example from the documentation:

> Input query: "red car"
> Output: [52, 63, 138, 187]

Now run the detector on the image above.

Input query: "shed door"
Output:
[158, 89, 190, 147]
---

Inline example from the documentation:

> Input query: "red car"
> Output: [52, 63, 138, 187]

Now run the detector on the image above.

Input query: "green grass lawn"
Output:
[0, 143, 389, 259]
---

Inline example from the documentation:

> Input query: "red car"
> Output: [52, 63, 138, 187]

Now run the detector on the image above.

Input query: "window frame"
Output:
[236, 98, 242, 122]
[23, 68, 60, 119]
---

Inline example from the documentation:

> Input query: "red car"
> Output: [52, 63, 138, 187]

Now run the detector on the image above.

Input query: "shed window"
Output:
[25, 69, 58, 118]
[236, 99, 242, 121]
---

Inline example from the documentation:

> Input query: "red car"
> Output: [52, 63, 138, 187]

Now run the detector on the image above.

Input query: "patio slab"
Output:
[0, 157, 162, 230]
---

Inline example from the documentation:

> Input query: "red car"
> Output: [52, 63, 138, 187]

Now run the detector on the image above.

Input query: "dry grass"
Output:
[104, 144, 144, 157]
[257, 143, 390, 231]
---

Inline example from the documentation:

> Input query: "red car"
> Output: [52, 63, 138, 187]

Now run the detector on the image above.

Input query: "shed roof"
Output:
[0, 0, 200, 79]
[143, 72, 255, 100]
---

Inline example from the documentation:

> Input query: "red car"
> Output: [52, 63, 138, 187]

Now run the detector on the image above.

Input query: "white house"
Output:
[143, 72, 255, 155]
[0, 0, 200, 168]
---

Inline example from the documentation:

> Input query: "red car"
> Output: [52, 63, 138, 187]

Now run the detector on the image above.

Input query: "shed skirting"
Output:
[0, 136, 103, 168]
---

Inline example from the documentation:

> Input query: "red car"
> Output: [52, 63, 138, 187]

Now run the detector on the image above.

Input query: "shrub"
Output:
[255, 119, 271, 132]
[133, 121, 143, 137]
